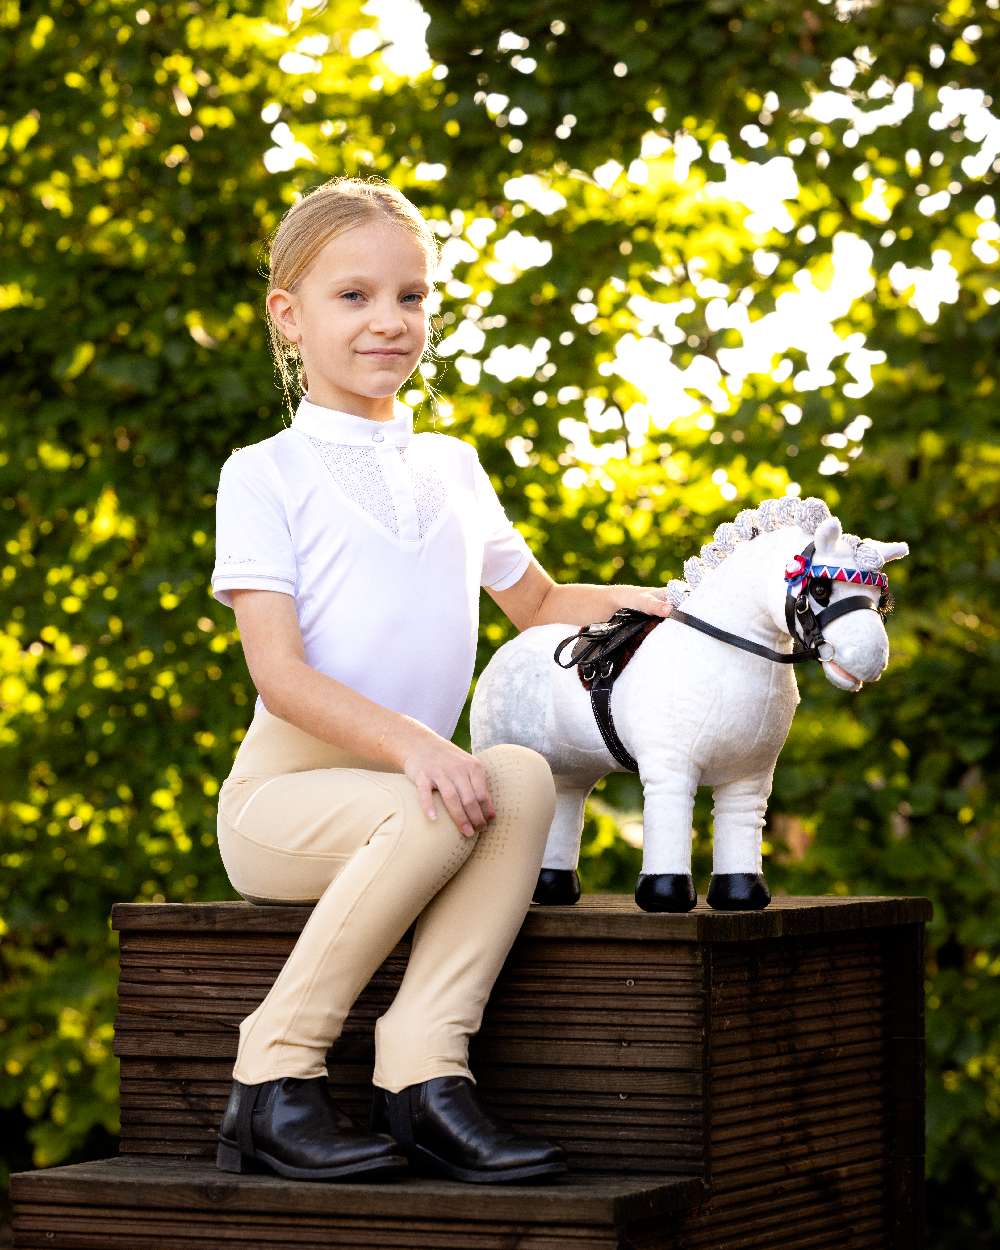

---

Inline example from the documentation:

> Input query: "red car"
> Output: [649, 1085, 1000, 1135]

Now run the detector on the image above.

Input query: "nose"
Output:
[368, 302, 407, 335]
[822, 609, 889, 684]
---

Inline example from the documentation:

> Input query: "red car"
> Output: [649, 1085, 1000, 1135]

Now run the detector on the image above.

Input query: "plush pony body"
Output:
[469, 497, 908, 909]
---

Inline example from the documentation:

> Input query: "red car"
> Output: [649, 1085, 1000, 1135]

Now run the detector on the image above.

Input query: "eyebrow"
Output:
[327, 276, 431, 291]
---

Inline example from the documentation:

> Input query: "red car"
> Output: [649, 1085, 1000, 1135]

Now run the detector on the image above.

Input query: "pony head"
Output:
[665, 497, 909, 693]
[792, 515, 909, 690]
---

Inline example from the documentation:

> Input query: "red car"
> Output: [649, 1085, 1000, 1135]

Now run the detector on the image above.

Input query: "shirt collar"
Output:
[290, 393, 414, 447]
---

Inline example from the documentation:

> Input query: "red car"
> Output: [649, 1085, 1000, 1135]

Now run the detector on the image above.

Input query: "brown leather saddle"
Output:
[552, 607, 665, 772]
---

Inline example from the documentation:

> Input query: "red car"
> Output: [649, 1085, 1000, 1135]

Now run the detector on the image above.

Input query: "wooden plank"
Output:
[9, 1155, 705, 1224]
[111, 895, 933, 941]
[13, 1219, 622, 1250]
[113, 1031, 705, 1072]
[112, 1005, 709, 1045]
[117, 1055, 705, 1097]
[116, 999, 708, 1036]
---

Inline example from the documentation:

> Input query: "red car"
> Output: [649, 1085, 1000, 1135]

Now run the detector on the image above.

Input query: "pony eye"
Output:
[811, 577, 832, 604]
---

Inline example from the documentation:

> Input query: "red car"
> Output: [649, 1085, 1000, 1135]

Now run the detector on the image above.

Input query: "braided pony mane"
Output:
[663, 495, 880, 608]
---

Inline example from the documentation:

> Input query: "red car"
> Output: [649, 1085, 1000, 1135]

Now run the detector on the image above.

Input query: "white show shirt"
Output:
[211, 393, 533, 740]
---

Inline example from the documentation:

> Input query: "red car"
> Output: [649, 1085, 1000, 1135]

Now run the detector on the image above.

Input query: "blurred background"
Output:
[0, 0, 997, 1244]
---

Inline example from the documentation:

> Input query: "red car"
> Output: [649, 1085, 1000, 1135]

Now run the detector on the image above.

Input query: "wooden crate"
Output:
[10, 895, 929, 1248]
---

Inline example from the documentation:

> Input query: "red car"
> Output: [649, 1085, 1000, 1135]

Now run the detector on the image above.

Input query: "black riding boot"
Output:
[370, 1075, 569, 1184]
[217, 1075, 408, 1181]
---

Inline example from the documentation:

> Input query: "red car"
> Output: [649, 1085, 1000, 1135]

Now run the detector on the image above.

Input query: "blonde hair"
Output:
[263, 175, 441, 417]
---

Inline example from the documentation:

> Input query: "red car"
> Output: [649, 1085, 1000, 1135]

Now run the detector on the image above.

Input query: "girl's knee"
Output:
[477, 744, 556, 816]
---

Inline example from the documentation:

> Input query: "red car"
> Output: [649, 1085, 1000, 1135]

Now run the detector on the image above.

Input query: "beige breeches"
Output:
[215, 705, 556, 1092]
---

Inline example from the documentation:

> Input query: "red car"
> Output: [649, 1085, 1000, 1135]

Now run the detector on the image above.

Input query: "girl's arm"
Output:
[488, 559, 673, 631]
[230, 589, 493, 837]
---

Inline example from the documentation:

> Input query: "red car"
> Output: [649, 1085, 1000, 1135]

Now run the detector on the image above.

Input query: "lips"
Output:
[825, 659, 863, 690]
[359, 349, 408, 356]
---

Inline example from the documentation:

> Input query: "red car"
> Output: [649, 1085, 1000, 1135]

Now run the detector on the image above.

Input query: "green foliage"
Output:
[1, 1, 997, 1242]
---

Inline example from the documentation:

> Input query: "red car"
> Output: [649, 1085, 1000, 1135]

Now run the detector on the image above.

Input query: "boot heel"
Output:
[216, 1139, 253, 1173]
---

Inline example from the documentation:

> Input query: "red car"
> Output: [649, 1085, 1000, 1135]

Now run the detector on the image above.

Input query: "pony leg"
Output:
[705, 771, 773, 910]
[540, 777, 591, 872]
[639, 768, 698, 875]
[710, 770, 773, 874]
[633, 767, 699, 912]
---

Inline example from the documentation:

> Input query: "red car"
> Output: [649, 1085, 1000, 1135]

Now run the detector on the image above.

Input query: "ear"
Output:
[814, 517, 842, 550]
[865, 539, 910, 565]
[267, 289, 300, 344]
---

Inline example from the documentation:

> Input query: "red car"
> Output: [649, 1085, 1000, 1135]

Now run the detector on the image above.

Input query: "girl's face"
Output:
[268, 218, 432, 420]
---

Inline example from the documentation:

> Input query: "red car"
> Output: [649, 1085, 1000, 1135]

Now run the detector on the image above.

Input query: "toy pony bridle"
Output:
[669, 540, 894, 665]
[779, 540, 893, 660]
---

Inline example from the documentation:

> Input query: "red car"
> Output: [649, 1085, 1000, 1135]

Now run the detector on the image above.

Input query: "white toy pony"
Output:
[470, 496, 908, 913]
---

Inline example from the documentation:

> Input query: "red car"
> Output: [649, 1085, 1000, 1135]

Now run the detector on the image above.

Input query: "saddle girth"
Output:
[552, 608, 665, 773]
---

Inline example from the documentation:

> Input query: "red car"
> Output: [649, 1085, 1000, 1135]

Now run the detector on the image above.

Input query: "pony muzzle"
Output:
[821, 656, 864, 691]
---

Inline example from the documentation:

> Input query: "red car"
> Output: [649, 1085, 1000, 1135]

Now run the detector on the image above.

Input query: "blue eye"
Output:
[341, 291, 364, 302]
[403, 293, 426, 304]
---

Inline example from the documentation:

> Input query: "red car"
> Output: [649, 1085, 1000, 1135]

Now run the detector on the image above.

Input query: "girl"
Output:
[211, 175, 671, 1186]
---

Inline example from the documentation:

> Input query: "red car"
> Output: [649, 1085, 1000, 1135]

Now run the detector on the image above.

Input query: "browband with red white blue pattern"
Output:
[783, 552, 889, 590]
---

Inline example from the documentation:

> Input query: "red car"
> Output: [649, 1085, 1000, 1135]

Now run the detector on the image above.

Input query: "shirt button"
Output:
[372, 431, 385, 443]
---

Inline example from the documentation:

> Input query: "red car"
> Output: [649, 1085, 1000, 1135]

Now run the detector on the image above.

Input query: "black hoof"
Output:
[532, 868, 581, 905]
[634, 873, 697, 913]
[706, 873, 771, 911]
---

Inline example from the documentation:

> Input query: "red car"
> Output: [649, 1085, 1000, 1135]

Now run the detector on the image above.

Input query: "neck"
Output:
[682, 527, 806, 649]
[304, 386, 396, 423]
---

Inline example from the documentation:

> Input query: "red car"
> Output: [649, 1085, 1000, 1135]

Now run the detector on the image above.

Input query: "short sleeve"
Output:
[211, 450, 297, 608]
[471, 455, 532, 591]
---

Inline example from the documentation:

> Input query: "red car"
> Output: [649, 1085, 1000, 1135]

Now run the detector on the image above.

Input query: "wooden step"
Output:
[10, 1154, 706, 1249]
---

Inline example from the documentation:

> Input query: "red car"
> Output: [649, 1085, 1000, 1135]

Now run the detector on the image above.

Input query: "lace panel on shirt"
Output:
[303, 437, 447, 540]
[402, 445, 449, 540]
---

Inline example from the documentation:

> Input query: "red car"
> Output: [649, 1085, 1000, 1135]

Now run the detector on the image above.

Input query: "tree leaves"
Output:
[1, 2, 997, 1234]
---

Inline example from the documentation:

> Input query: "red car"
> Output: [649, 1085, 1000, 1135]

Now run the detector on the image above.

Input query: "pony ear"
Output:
[865, 539, 910, 565]
[814, 517, 842, 549]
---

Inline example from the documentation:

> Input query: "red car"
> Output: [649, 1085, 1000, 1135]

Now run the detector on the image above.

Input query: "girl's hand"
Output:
[400, 733, 496, 838]
[616, 586, 675, 618]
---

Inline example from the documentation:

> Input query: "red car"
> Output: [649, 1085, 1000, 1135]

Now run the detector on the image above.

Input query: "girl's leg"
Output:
[217, 744, 532, 1086]
[372, 744, 556, 1092]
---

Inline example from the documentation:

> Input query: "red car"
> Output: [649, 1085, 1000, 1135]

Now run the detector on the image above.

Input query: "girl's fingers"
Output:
[435, 776, 476, 838]
[456, 779, 487, 835]
[417, 776, 437, 821]
[471, 770, 495, 821]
